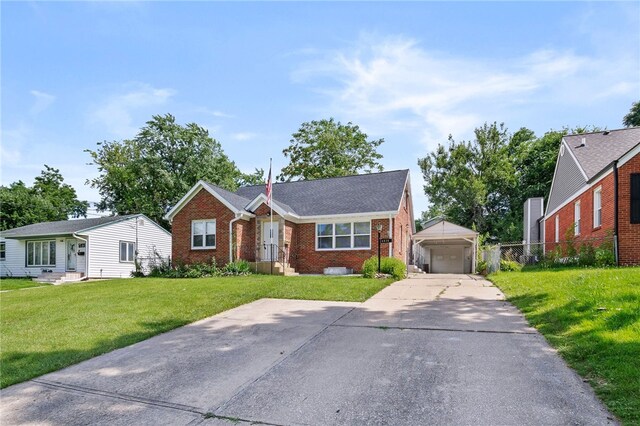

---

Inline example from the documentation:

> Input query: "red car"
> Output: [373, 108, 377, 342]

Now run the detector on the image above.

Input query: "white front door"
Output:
[261, 222, 279, 261]
[66, 239, 77, 271]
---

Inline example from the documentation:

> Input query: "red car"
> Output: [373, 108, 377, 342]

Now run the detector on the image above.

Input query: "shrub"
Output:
[500, 259, 522, 272]
[222, 260, 252, 276]
[595, 247, 615, 267]
[362, 256, 406, 280]
[476, 260, 488, 274]
[578, 243, 596, 267]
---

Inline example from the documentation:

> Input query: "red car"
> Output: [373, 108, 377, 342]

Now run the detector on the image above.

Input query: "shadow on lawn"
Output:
[506, 292, 640, 424]
[1, 319, 192, 389]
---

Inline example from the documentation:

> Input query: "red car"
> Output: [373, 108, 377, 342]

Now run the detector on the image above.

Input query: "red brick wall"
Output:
[392, 190, 413, 264]
[545, 172, 615, 253]
[294, 218, 402, 274]
[284, 220, 297, 270]
[235, 219, 255, 262]
[618, 154, 640, 265]
[172, 189, 235, 266]
[173, 189, 414, 272]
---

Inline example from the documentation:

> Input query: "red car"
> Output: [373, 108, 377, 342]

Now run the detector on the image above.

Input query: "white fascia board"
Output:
[617, 142, 640, 168]
[165, 181, 242, 221]
[543, 167, 614, 219]
[81, 214, 172, 237]
[245, 194, 294, 219]
[164, 181, 206, 221]
[544, 139, 589, 217]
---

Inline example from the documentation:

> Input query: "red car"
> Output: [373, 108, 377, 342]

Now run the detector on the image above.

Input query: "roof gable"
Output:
[414, 219, 477, 238]
[565, 127, 640, 180]
[236, 170, 409, 217]
[546, 139, 588, 215]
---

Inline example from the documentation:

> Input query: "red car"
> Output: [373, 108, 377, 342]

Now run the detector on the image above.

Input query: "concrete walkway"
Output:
[1, 275, 616, 425]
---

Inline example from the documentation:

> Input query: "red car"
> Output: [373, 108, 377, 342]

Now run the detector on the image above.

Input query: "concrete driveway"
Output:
[2, 275, 616, 425]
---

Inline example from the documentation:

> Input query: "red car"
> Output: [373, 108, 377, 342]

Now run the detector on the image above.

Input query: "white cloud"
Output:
[196, 107, 235, 119]
[89, 83, 176, 138]
[293, 34, 638, 148]
[30, 90, 56, 114]
[230, 132, 257, 141]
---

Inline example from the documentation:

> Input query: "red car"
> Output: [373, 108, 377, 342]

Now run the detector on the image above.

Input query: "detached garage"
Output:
[412, 218, 478, 274]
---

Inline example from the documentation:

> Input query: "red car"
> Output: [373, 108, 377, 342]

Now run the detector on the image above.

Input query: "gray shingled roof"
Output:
[202, 182, 252, 211]
[1, 215, 139, 238]
[210, 169, 409, 216]
[565, 127, 640, 180]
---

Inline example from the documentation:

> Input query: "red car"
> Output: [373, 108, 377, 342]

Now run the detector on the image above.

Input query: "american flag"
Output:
[265, 160, 272, 206]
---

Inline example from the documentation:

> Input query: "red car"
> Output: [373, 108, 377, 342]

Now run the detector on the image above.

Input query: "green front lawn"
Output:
[489, 267, 640, 425]
[0, 275, 392, 389]
[0, 278, 50, 291]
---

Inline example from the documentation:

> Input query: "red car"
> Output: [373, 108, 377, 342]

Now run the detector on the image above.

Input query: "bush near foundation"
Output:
[362, 256, 406, 280]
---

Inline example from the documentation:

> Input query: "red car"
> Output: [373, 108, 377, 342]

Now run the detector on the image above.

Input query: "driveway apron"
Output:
[1, 275, 616, 425]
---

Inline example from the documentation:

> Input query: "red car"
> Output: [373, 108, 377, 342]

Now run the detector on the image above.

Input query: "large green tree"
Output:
[418, 123, 598, 241]
[278, 118, 384, 181]
[623, 100, 640, 127]
[0, 166, 88, 231]
[86, 114, 257, 229]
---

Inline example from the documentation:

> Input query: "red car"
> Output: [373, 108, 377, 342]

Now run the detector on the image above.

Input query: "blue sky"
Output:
[2, 1, 639, 216]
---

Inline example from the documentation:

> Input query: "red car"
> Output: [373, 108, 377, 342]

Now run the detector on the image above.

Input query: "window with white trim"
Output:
[0, 241, 5, 261]
[555, 215, 559, 243]
[593, 187, 602, 228]
[574, 201, 581, 236]
[120, 241, 135, 263]
[192, 219, 216, 249]
[27, 240, 56, 267]
[316, 221, 370, 250]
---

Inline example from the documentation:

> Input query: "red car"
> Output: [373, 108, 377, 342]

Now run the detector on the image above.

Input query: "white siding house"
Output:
[1, 215, 171, 279]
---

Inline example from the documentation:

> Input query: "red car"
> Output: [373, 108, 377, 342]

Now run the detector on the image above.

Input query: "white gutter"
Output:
[72, 233, 89, 280]
[229, 214, 242, 263]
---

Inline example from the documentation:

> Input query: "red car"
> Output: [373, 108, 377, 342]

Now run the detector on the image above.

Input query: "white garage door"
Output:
[431, 247, 464, 274]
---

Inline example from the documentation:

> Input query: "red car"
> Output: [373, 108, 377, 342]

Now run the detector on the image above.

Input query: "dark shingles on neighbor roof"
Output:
[1, 215, 139, 238]
[565, 127, 640, 180]
[228, 169, 409, 216]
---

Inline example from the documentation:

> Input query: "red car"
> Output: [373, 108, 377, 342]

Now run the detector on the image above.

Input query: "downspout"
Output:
[613, 160, 619, 265]
[72, 233, 89, 280]
[229, 214, 242, 263]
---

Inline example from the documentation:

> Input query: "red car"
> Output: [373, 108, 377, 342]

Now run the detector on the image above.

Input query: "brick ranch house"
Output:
[165, 170, 415, 274]
[524, 127, 640, 265]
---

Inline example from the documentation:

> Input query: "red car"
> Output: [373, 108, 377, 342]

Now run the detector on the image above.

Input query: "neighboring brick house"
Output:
[165, 170, 415, 274]
[525, 127, 640, 265]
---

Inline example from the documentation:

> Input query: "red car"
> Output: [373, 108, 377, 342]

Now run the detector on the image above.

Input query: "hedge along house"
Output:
[165, 170, 415, 275]
[524, 127, 640, 265]
[412, 218, 478, 274]
[0, 215, 172, 282]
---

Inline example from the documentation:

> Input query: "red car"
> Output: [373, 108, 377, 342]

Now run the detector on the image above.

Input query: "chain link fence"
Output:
[478, 234, 617, 273]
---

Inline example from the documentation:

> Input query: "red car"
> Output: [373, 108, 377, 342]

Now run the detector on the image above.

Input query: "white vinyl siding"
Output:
[0, 238, 67, 277]
[574, 201, 581, 236]
[593, 187, 602, 228]
[192, 219, 216, 249]
[119, 241, 135, 263]
[555, 215, 559, 243]
[85, 216, 172, 278]
[316, 221, 371, 250]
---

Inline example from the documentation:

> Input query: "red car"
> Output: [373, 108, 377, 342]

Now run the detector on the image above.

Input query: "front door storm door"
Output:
[261, 222, 279, 261]
[66, 239, 77, 271]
